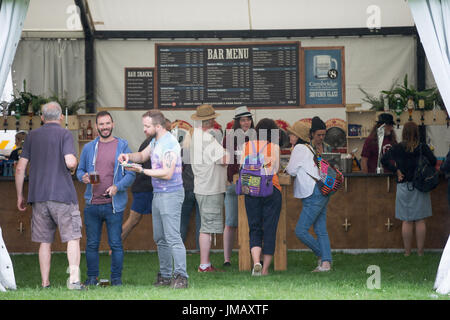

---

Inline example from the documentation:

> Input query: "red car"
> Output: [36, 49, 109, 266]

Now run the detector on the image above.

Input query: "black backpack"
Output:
[412, 144, 439, 192]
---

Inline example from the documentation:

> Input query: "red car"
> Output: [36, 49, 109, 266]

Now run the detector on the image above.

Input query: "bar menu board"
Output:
[125, 67, 154, 110]
[156, 42, 300, 108]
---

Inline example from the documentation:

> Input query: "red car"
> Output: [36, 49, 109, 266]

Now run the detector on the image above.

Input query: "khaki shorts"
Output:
[195, 193, 224, 234]
[31, 201, 82, 243]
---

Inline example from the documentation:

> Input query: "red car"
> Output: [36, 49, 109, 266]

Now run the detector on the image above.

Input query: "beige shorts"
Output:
[31, 201, 82, 243]
[195, 193, 224, 234]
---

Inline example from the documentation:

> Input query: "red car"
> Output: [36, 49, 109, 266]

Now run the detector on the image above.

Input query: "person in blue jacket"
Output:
[76, 111, 135, 286]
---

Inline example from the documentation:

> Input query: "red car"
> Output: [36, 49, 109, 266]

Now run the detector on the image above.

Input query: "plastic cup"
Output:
[89, 171, 100, 184]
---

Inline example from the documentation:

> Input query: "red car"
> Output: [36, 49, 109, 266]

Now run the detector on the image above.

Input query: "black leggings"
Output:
[244, 187, 282, 255]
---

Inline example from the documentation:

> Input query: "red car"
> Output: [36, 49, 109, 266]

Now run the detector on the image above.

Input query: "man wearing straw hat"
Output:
[190, 104, 229, 272]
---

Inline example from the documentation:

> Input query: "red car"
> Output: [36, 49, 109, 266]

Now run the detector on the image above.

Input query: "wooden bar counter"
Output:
[0, 177, 199, 253]
[1, 174, 449, 265]
[237, 173, 449, 271]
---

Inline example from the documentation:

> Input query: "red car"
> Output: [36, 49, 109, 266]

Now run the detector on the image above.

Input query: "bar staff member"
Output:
[361, 113, 397, 173]
[309, 116, 332, 155]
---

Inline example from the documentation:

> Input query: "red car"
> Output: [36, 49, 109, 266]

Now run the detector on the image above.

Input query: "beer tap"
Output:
[383, 97, 389, 112]
[14, 105, 21, 132]
[394, 99, 403, 129]
[28, 103, 33, 131]
[433, 101, 437, 123]
[418, 99, 425, 125]
[407, 96, 414, 122]
[65, 108, 68, 129]
[1, 101, 8, 132]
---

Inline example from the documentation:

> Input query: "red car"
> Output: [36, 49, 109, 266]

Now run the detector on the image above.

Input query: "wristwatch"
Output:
[140, 167, 144, 174]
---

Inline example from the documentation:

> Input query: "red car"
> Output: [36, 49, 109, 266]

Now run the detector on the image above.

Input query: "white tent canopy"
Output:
[22, 0, 414, 32]
[1, 0, 448, 155]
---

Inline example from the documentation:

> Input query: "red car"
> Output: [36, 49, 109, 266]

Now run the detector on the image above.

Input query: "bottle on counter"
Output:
[86, 120, 93, 140]
[78, 122, 86, 140]
[350, 148, 361, 172]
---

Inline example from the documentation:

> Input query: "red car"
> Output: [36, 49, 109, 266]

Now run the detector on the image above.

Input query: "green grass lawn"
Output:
[1, 251, 449, 300]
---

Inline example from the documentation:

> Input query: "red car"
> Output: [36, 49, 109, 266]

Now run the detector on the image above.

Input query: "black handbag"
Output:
[412, 144, 439, 192]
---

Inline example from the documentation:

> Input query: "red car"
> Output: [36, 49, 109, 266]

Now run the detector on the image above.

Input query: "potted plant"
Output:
[8, 80, 50, 116]
[358, 81, 396, 111]
[359, 74, 443, 111]
[47, 91, 87, 115]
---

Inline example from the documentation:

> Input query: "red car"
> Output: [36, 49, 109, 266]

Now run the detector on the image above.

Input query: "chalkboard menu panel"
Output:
[156, 42, 300, 108]
[125, 67, 154, 110]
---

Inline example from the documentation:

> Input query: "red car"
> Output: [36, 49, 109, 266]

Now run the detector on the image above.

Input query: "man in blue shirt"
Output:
[77, 111, 135, 286]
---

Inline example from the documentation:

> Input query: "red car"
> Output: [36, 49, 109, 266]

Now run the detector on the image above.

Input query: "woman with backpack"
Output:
[381, 121, 437, 256]
[285, 119, 333, 272]
[238, 118, 282, 276]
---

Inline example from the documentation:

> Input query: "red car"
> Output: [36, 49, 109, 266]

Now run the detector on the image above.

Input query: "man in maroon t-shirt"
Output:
[361, 113, 397, 173]
[78, 111, 135, 287]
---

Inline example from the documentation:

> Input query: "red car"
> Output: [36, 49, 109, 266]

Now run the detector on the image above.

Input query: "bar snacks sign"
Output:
[125, 67, 154, 110]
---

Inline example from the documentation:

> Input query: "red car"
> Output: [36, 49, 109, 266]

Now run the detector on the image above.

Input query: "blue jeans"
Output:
[244, 187, 282, 255]
[84, 203, 124, 281]
[295, 184, 332, 263]
[180, 189, 201, 249]
[152, 189, 188, 278]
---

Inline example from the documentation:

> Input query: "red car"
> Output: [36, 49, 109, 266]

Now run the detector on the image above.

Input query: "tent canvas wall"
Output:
[2, 0, 448, 154]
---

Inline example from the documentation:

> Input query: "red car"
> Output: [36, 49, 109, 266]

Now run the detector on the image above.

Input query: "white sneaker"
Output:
[252, 263, 262, 276]
[312, 265, 331, 272]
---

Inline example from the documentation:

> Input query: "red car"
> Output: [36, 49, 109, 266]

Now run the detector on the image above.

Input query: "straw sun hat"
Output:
[191, 104, 220, 121]
[287, 121, 311, 143]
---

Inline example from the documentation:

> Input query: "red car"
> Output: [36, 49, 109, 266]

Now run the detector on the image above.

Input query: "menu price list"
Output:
[156, 43, 300, 108]
[125, 68, 154, 110]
